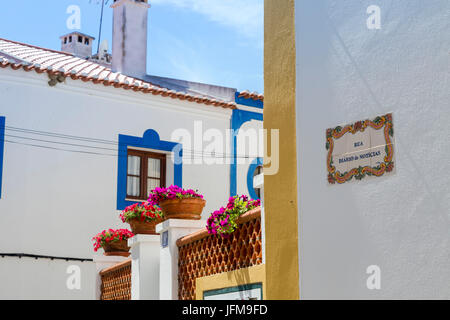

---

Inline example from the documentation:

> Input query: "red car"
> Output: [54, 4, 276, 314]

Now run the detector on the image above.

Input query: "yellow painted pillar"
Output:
[264, 0, 300, 299]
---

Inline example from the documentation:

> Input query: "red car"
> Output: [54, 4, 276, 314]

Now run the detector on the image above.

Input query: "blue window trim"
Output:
[235, 92, 264, 109]
[117, 129, 182, 210]
[0, 116, 4, 199]
[230, 109, 263, 197]
[247, 157, 263, 200]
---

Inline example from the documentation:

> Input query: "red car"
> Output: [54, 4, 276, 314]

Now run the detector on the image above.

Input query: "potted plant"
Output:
[92, 229, 134, 257]
[148, 185, 206, 220]
[120, 202, 164, 235]
[206, 195, 260, 238]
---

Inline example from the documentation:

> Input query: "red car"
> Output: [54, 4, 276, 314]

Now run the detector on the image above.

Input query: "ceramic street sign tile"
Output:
[326, 113, 395, 185]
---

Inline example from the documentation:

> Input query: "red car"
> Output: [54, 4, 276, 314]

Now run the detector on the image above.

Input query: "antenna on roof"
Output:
[95, 0, 109, 55]
[98, 39, 109, 61]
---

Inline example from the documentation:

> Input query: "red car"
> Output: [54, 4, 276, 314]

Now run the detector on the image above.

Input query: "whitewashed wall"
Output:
[0, 67, 233, 299]
[295, 0, 450, 299]
[0, 257, 94, 300]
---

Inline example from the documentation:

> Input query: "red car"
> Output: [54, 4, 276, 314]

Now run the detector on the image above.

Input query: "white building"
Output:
[0, 0, 263, 299]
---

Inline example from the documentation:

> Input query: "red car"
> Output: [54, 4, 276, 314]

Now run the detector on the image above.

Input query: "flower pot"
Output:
[159, 198, 206, 220]
[128, 217, 162, 235]
[103, 239, 130, 257]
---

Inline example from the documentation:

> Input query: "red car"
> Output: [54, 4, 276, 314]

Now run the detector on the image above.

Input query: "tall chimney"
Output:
[111, 0, 150, 79]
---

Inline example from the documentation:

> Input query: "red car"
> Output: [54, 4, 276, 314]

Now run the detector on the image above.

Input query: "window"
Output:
[78, 35, 83, 43]
[126, 149, 166, 200]
[117, 129, 182, 210]
[84, 38, 89, 45]
[69, 36, 72, 43]
[64, 37, 67, 44]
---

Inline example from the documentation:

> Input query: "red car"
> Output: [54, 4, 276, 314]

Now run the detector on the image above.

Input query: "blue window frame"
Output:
[230, 109, 263, 197]
[117, 129, 182, 210]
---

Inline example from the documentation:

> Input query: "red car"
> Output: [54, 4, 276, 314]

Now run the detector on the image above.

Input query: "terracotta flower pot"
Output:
[128, 217, 163, 235]
[103, 239, 130, 257]
[159, 198, 206, 220]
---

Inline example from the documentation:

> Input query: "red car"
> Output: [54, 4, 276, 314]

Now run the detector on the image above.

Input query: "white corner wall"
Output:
[295, 0, 450, 299]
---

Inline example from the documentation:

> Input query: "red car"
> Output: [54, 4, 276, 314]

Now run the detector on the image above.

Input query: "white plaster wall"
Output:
[0, 67, 233, 299]
[0, 258, 94, 300]
[295, 0, 450, 299]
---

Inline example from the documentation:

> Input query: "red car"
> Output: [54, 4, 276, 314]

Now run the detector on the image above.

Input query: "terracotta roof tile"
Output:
[0, 38, 237, 110]
[238, 90, 264, 102]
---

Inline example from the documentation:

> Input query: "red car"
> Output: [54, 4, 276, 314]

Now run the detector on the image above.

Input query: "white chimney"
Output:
[60, 32, 95, 58]
[111, 0, 150, 79]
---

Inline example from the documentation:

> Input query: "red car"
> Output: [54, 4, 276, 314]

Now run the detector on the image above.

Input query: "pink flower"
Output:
[147, 185, 203, 204]
[92, 228, 134, 252]
[206, 195, 261, 238]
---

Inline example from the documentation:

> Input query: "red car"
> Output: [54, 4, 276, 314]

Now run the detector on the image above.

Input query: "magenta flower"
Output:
[148, 185, 203, 205]
[206, 195, 260, 238]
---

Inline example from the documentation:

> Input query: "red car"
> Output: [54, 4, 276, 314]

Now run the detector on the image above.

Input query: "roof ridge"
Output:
[0, 37, 75, 58]
[0, 37, 239, 109]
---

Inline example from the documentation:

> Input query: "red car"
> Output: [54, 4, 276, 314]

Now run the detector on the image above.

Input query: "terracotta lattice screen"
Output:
[100, 259, 132, 300]
[177, 208, 263, 300]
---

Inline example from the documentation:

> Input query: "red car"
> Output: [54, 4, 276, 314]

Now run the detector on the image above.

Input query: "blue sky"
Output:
[0, 0, 263, 93]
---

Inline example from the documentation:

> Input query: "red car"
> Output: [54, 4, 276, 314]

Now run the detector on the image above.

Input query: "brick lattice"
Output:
[178, 208, 262, 300]
[100, 259, 132, 300]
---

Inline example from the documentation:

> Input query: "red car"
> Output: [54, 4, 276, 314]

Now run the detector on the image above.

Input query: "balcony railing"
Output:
[100, 259, 132, 300]
[177, 207, 262, 300]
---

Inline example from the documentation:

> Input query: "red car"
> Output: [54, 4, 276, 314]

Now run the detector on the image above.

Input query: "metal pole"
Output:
[97, 0, 106, 56]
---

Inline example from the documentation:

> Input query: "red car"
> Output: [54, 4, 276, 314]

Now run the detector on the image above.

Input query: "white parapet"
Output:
[93, 254, 129, 300]
[253, 172, 264, 189]
[156, 219, 206, 300]
[128, 234, 160, 300]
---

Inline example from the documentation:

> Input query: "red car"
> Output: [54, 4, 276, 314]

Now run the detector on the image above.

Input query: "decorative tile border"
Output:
[326, 113, 394, 184]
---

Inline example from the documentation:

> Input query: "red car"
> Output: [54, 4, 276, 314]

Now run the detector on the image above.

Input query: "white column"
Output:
[157, 219, 205, 300]
[128, 234, 160, 300]
[93, 255, 129, 300]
